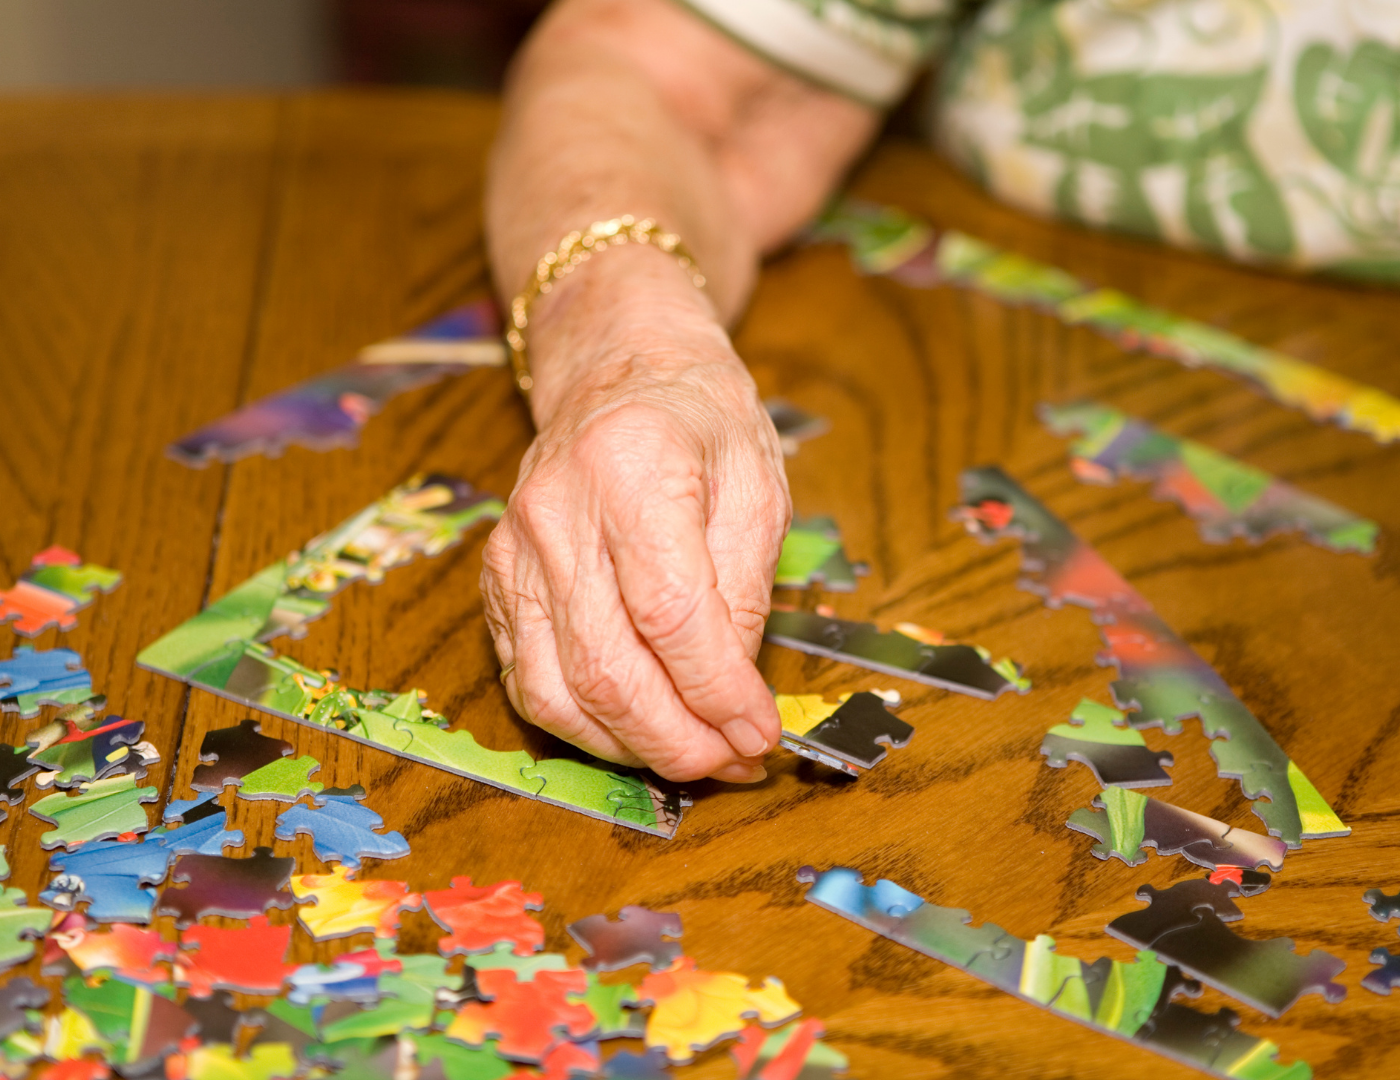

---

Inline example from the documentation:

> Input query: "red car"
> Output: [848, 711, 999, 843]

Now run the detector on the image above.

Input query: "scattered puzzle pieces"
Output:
[774, 517, 867, 591]
[1041, 699, 1174, 788]
[0, 888, 50, 972]
[955, 465, 1347, 847]
[274, 794, 409, 869]
[175, 915, 295, 997]
[1107, 877, 1347, 1017]
[0, 548, 122, 637]
[0, 648, 94, 718]
[1067, 787, 1287, 871]
[168, 300, 505, 465]
[567, 907, 683, 973]
[636, 958, 802, 1065]
[764, 609, 1027, 699]
[800, 865, 1312, 1079]
[422, 877, 544, 958]
[29, 774, 158, 850]
[291, 866, 422, 941]
[157, 847, 295, 927]
[1363, 888, 1400, 923]
[190, 720, 294, 792]
[775, 691, 912, 772]
[1363, 948, 1400, 996]
[1043, 400, 1380, 553]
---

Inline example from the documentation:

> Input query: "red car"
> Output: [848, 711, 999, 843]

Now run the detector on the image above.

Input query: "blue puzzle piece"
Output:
[0, 647, 93, 718]
[154, 792, 245, 855]
[40, 873, 158, 923]
[604, 1048, 671, 1078]
[43, 835, 177, 923]
[287, 958, 387, 1006]
[273, 795, 409, 870]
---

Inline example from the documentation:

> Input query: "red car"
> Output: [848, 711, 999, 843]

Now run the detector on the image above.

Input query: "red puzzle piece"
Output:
[421, 877, 544, 957]
[52, 920, 175, 986]
[446, 967, 593, 1062]
[174, 916, 294, 997]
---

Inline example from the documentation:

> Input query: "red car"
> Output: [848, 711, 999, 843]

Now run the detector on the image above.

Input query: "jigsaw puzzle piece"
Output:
[634, 957, 801, 1065]
[763, 399, 830, 457]
[1363, 888, 1400, 923]
[0, 647, 93, 718]
[414, 1031, 520, 1080]
[0, 744, 39, 805]
[567, 906, 682, 973]
[776, 691, 913, 771]
[26, 714, 153, 790]
[190, 719, 293, 791]
[0, 978, 47, 1044]
[445, 966, 594, 1064]
[1067, 788, 1286, 871]
[1363, 948, 1400, 995]
[765, 609, 1026, 698]
[571, 973, 642, 1040]
[168, 300, 504, 465]
[234, 754, 323, 802]
[0, 549, 122, 637]
[43, 837, 175, 924]
[152, 793, 245, 856]
[730, 1018, 848, 1080]
[274, 796, 409, 870]
[174, 915, 294, 997]
[524, 757, 680, 834]
[774, 517, 867, 591]
[30, 774, 158, 850]
[59, 974, 199, 1075]
[0, 889, 50, 972]
[422, 877, 544, 958]
[184, 1041, 298, 1080]
[49, 921, 175, 986]
[291, 866, 422, 941]
[1043, 400, 1380, 554]
[1108, 879, 1345, 1017]
[286, 947, 403, 1006]
[157, 847, 295, 928]
[386, 718, 538, 795]
[1041, 699, 1174, 788]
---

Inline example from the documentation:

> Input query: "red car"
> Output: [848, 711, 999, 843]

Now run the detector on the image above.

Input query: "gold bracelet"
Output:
[506, 215, 706, 395]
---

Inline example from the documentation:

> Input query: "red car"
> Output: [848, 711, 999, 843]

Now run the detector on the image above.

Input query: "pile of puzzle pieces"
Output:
[0, 714, 849, 1080]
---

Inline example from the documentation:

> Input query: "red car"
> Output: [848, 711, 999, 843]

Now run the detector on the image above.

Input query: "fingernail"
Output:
[715, 762, 767, 784]
[723, 717, 770, 758]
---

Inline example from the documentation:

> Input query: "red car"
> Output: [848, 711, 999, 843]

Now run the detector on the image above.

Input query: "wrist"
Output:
[520, 241, 747, 428]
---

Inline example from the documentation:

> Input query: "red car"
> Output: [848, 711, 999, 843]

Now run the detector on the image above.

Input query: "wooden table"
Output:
[2, 92, 1398, 1079]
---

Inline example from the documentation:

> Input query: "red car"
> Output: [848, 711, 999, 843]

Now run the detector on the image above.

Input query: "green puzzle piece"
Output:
[236, 755, 324, 802]
[466, 942, 570, 983]
[572, 973, 641, 1037]
[30, 773, 158, 849]
[319, 946, 456, 1042]
[0, 889, 49, 971]
[413, 1033, 516, 1080]
[1046, 699, 1146, 748]
[1067, 786, 1148, 863]
[390, 719, 538, 794]
[0, 845, 9, 882]
[774, 516, 864, 590]
[27, 563, 122, 603]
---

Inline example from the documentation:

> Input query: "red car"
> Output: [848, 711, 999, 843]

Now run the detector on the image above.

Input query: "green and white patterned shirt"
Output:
[677, 0, 1400, 283]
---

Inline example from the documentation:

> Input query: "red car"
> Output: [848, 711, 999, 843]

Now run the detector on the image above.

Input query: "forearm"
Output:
[485, 0, 877, 427]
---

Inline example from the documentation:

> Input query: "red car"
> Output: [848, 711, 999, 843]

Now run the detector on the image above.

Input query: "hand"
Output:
[481, 339, 789, 784]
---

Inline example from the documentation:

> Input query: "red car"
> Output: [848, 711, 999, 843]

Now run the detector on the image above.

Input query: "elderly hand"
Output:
[481, 294, 789, 784]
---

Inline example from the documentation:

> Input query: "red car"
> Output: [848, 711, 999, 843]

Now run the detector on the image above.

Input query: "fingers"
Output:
[596, 455, 781, 761]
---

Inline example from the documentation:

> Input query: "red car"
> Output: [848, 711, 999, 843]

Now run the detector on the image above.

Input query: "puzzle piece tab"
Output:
[1363, 888, 1400, 923]
[0, 548, 121, 637]
[234, 754, 323, 802]
[776, 690, 912, 771]
[1067, 788, 1287, 871]
[1041, 698, 1174, 788]
[0, 889, 50, 972]
[567, 906, 683, 973]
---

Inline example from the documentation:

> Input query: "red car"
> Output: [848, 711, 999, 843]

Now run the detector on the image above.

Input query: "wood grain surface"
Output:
[2, 91, 1399, 1079]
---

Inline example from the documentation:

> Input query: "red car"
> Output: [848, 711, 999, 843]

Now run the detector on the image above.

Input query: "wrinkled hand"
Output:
[482, 349, 789, 783]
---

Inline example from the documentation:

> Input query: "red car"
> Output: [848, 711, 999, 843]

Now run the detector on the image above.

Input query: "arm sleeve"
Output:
[673, 0, 964, 107]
